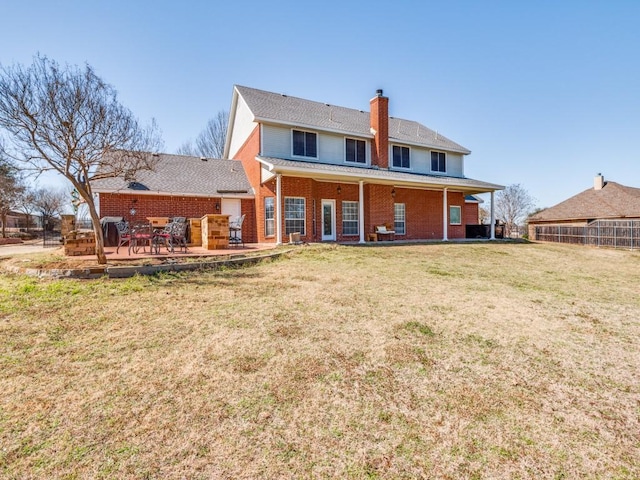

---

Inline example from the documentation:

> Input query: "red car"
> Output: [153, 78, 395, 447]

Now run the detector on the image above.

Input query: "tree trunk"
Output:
[86, 200, 107, 264]
[1, 214, 6, 238]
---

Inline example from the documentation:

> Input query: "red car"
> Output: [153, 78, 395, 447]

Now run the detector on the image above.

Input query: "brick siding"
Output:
[98, 193, 257, 243]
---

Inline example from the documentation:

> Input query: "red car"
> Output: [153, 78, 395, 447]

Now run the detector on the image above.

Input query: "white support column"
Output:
[490, 190, 496, 240]
[442, 188, 449, 241]
[276, 174, 283, 245]
[358, 180, 365, 244]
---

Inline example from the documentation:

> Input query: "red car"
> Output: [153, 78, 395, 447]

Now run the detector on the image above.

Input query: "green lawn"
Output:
[1, 242, 639, 479]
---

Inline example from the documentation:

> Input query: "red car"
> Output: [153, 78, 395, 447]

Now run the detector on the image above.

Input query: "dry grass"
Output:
[1, 242, 639, 479]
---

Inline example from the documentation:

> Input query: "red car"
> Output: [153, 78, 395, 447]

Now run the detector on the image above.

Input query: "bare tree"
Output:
[16, 187, 37, 233]
[177, 110, 229, 158]
[479, 206, 490, 224]
[0, 55, 162, 263]
[0, 153, 24, 237]
[32, 187, 67, 231]
[495, 184, 535, 237]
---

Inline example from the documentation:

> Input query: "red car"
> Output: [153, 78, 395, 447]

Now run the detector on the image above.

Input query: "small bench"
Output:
[375, 225, 396, 241]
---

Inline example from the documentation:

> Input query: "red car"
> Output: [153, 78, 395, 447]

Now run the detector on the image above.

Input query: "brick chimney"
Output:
[370, 89, 389, 169]
[594, 173, 604, 190]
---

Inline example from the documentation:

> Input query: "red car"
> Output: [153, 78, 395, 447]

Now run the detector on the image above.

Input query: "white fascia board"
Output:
[223, 87, 240, 159]
[254, 117, 374, 139]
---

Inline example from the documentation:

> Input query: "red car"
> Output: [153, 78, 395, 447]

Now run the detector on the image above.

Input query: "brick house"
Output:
[528, 174, 640, 241]
[94, 155, 255, 241]
[95, 86, 503, 244]
[225, 86, 502, 243]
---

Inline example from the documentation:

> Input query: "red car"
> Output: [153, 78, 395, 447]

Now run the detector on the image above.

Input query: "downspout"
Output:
[276, 174, 283, 245]
[442, 188, 448, 241]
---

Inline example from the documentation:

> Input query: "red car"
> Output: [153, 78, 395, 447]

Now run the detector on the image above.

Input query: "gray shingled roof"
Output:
[93, 154, 252, 197]
[258, 156, 502, 193]
[236, 85, 471, 155]
[529, 181, 640, 223]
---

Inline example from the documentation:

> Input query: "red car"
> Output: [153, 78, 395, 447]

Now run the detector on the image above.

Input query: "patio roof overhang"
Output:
[257, 156, 504, 195]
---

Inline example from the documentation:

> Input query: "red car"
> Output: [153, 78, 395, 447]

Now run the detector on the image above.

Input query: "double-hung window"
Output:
[293, 130, 317, 158]
[345, 138, 366, 164]
[264, 197, 275, 237]
[342, 201, 359, 236]
[284, 197, 305, 235]
[449, 206, 461, 225]
[392, 146, 410, 169]
[431, 151, 446, 172]
[394, 203, 406, 235]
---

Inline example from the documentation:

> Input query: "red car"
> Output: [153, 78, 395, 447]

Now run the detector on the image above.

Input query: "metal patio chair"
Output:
[115, 221, 130, 253]
[229, 214, 246, 247]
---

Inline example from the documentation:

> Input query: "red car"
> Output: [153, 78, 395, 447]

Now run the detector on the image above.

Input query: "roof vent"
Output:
[127, 181, 149, 191]
[201, 157, 207, 161]
[376, 89, 384, 97]
[152, 152, 160, 157]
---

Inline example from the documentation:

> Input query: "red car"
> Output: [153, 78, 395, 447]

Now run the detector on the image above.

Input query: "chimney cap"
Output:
[376, 89, 384, 97]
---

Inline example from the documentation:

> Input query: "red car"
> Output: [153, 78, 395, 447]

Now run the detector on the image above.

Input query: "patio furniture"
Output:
[151, 223, 173, 254]
[128, 221, 154, 255]
[229, 214, 245, 248]
[115, 221, 130, 253]
[168, 220, 188, 253]
[375, 224, 395, 241]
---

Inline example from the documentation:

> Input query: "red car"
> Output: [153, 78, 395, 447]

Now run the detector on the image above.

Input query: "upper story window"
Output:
[292, 130, 317, 158]
[345, 138, 366, 164]
[431, 151, 446, 172]
[392, 145, 410, 169]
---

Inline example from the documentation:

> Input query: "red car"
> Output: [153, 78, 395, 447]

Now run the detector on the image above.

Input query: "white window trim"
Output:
[284, 196, 306, 236]
[449, 205, 462, 225]
[344, 137, 368, 165]
[264, 197, 275, 238]
[291, 128, 318, 159]
[342, 200, 359, 236]
[394, 203, 406, 235]
[430, 150, 447, 173]
[391, 145, 411, 170]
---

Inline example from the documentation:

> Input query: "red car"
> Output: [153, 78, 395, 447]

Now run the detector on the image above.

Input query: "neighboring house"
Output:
[95, 86, 504, 244]
[1, 210, 41, 231]
[225, 86, 503, 243]
[528, 174, 640, 241]
[94, 155, 255, 239]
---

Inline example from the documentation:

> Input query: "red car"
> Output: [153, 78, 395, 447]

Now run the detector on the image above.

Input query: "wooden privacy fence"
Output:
[534, 220, 640, 250]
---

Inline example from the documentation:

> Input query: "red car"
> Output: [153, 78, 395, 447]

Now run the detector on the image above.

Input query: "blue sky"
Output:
[2, 0, 639, 209]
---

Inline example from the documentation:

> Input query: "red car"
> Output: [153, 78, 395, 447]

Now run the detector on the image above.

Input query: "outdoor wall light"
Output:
[391, 188, 396, 198]
[337, 185, 342, 195]
[215, 202, 220, 212]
